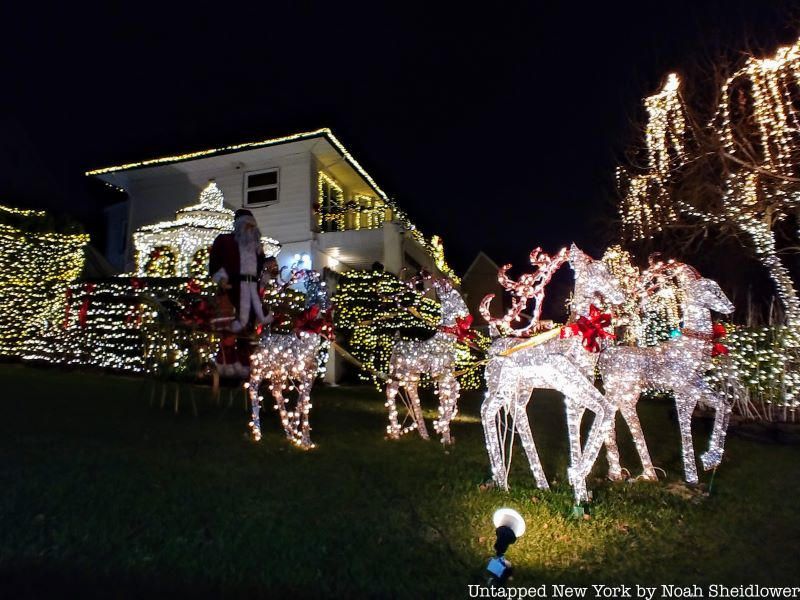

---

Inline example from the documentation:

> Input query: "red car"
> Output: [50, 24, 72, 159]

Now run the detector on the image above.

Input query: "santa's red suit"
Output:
[209, 209, 269, 377]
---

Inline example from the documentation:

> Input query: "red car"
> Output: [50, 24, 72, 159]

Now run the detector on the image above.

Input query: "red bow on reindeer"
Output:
[440, 315, 477, 343]
[560, 304, 615, 353]
[293, 306, 333, 338]
[712, 322, 729, 357]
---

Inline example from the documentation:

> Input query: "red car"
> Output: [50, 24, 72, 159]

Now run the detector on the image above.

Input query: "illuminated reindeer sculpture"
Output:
[598, 261, 734, 483]
[247, 269, 331, 449]
[480, 245, 624, 502]
[385, 275, 470, 445]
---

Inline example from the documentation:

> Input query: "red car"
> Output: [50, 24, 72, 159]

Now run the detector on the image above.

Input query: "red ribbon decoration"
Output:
[186, 279, 202, 294]
[559, 304, 615, 353]
[179, 296, 214, 328]
[440, 315, 477, 343]
[293, 306, 333, 338]
[78, 283, 96, 328]
[712, 322, 729, 357]
[130, 277, 145, 290]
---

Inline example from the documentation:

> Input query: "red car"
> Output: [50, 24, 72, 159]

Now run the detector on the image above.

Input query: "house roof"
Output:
[462, 251, 501, 282]
[85, 127, 391, 204]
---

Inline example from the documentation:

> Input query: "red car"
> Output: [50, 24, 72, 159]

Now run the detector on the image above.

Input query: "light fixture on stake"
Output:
[487, 508, 526, 584]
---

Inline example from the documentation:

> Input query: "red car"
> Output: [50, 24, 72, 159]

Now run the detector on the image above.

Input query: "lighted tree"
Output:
[618, 39, 800, 326]
[334, 270, 486, 389]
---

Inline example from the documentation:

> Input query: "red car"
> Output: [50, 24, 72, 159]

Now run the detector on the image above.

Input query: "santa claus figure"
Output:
[209, 209, 272, 377]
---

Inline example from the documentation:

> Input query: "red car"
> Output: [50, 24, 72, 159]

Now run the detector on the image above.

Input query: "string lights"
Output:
[617, 38, 800, 413]
[23, 277, 217, 374]
[333, 269, 486, 393]
[480, 245, 623, 504]
[133, 182, 279, 277]
[716, 39, 800, 174]
[385, 277, 470, 444]
[599, 262, 735, 483]
[246, 269, 332, 448]
[0, 205, 88, 358]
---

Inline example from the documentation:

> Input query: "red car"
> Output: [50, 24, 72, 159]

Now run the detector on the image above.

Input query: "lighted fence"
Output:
[21, 277, 217, 376]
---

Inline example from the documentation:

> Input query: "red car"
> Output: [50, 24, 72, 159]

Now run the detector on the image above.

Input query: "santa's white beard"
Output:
[234, 220, 262, 248]
[239, 237, 259, 258]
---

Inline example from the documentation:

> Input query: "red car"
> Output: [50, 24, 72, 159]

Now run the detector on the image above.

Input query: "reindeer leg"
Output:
[675, 388, 699, 484]
[480, 387, 510, 490]
[619, 398, 657, 480]
[603, 402, 624, 481]
[544, 355, 611, 502]
[272, 380, 294, 443]
[699, 382, 731, 471]
[296, 376, 314, 449]
[248, 373, 263, 441]
[511, 388, 550, 490]
[384, 379, 402, 439]
[565, 400, 587, 480]
[433, 375, 460, 445]
[407, 379, 429, 440]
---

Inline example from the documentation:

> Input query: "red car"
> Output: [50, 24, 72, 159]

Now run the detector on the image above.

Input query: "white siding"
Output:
[244, 153, 312, 244]
[118, 152, 314, 269]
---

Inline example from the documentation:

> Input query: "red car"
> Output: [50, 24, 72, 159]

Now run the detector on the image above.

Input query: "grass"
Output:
[0, 363, 799, 598]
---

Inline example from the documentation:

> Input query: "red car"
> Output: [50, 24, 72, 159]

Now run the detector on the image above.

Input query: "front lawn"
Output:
[0, 364, 798, 597]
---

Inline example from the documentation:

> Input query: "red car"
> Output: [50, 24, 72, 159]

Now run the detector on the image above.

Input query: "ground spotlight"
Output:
[487, 508, 526, 584]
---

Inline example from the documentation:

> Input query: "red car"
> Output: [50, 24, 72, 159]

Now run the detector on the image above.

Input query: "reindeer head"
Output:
[639, 259, 734, 316]
[569, 243, 625, 312]
[674, 265, 734, 315]
[480, 246, 568, 336]
[432, 276, 469, 326]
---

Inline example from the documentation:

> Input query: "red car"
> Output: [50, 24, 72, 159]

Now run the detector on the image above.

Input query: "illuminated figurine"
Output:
[599, 261, 735, 483]
[247, 269, 332, 448]
[209, 208, 271, 377]
[384, 274, 470, 445]
[480, 245, 623, 503]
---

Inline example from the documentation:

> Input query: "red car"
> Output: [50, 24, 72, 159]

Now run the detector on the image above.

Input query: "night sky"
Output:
[1, 1, 799, 273]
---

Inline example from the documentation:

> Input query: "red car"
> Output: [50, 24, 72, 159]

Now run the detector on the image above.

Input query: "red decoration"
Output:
[186, 279, 202, 294]
[180, 298, 213, 328]
[130, 277, 145, 290]
[712, 322, 729, 357]
[559, 304, 615, 353]
[293, 306, 333, 338]
[78, 283, 96, 328]
[440, 315, 477, 343]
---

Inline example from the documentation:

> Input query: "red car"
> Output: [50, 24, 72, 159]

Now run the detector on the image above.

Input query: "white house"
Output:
[90, 128, 458, 283]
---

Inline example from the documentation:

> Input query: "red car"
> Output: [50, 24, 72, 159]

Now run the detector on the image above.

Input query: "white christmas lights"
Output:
[0, 206, 88, 358]
[480, 245, 623, 503]
[133, 182, 279, 277]
[246, 270, 332, 448]
[599, 262, 735, 483]
[385, 277, 470, 445]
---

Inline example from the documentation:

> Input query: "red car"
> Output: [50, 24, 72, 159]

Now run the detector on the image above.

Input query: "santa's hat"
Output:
[234, 209, 257, 227]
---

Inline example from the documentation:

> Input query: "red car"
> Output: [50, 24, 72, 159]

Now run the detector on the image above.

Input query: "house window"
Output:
[244, 169, 279, 206]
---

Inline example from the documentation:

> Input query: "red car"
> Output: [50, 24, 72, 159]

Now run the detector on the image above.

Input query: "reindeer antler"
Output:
[480, 246, 568, 336]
